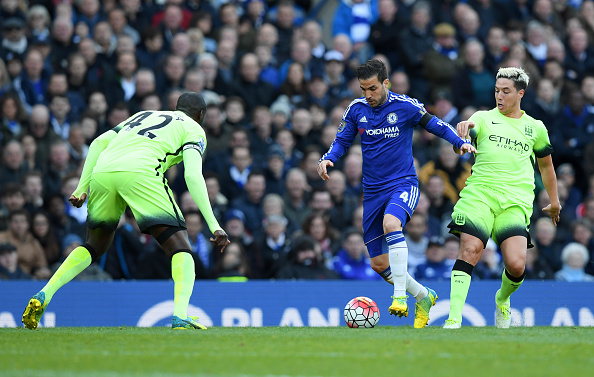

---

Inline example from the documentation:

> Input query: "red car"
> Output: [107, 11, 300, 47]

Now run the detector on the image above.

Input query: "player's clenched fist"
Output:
[318, 160, 334, 181]
[456, 121, 475, 139]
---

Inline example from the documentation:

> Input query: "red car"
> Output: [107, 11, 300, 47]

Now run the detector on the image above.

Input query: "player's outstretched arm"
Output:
[318, 160, 334, 181]
[69, 129, 118, 208]
[537, 155, 562, 226]
[183, 147, 230, 251]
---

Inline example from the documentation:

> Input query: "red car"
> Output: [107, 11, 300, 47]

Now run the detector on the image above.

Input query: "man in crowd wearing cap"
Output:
[423, 23, 461, 100]
[22, 92, 229, 331]
[415, 237, 451, 281]
[0, 242, 30, 280]
[324, 50, 351, 104]
[0, 18, 28, 61]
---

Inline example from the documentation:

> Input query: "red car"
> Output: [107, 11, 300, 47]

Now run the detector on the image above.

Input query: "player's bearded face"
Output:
[360, 77, 389, 107]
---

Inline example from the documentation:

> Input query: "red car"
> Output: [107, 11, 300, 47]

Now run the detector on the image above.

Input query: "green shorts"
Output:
[87, 171, 185, 233]
[447, 185, 533, 248]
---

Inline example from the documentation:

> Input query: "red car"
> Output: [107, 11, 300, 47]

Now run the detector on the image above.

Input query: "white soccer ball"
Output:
[344, 296, 380, 328]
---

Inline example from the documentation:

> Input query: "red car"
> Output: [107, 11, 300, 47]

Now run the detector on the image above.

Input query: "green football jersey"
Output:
[465, 108, 553, 205]
[93, 110, 207, 176]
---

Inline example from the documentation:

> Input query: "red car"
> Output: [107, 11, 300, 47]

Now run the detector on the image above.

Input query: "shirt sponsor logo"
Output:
[338, 120, 346, 133]
[365, 126, 400, 138]
[387, 112, 398, 124]
[488, 135, 530, 152]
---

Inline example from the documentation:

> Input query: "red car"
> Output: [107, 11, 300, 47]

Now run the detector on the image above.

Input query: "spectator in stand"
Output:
[343, 153, 363, 198]
[332, 0, 378, 64]
[524, 245, 555, 280]
[46, 72, 86, 123]
[183, 210, 213, 278]
[202, 173, 228, 224]
[555, 242, 594, 282]
[0, 209, 50, 279]
[326, 170, 359, 231]
[13, 49, 50, 114]
[453, 39, 495, 110]
[556, 163, 583, 220]
[276, 235, 339, 280]
[22, 171, 44, 215]
[214, 241, 251, 281]
[248, 106, 275, 163]
[107, 6, 140, 45]
[332, 229, 380, 280]
[0, 140, 28, 191]
[483, 25, 508, 74]
[202, 103, 232, 155]
[256, 213, 292, 278]
[533, 216, 564, 272]
[425, 174, 454, 222]
[135, 26, 167, 72]
[30, 210, 61, 267]
[0, 182, 26, 230]
[369, 0, 405, 70]
[279, 38, 324, 84]
[48, 94, 72, 140]
[264, 144, 286, 196]
[275, 129, 303, 172]
[43, 140, 77, 196]
[155, 54, 186, 94]
[230, 171, 267, 236]
[44, 193, 86, 243]
[418, 142, 472, 204]
[524, 78, 561, 128]
[301, 19, 326, 60]
[443, 236, 460, 269]
[565, 27, 594, 83]
[423, 23, 461, 98]
[414, 189, 442, 238]
[218, 146, 254, 201]
[215, 39, 237, 87]
[231, 53, 277, 114]
[272, 0, 296, 65]
[0, 92, 27, 144]
[404, 212, 429, 273]
[0, 242, 30, 280]
[0, 17, 28, 61]
[279, 62, 308, 109]
[415, 236, 451, 281]
[283, 168, 311, 229]
[398, 1, 433, 103]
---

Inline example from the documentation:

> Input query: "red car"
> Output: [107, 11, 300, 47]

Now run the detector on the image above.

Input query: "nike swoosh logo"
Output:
[492, 121, 501, 124]
[453, 273, 466, 277]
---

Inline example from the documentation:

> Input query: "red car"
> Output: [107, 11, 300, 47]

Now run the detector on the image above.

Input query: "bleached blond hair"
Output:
[496, 67, 530, 91]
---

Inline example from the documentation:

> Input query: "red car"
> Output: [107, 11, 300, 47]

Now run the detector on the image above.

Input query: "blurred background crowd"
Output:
[0, 0, 593, 283]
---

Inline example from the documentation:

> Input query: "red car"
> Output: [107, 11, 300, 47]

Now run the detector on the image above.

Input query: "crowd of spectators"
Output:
[0, 0, 593, 282]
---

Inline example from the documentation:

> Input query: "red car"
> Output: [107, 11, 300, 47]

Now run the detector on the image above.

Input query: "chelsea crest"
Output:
[387, 112, 398, 124]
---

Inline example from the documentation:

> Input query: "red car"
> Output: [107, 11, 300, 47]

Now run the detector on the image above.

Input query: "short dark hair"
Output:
[356, 59, 388, 82]
[176, 92, 206, 120]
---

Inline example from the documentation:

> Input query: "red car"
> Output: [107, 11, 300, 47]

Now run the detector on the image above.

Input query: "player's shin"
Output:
[448, 259, 474, 323]
[172, 251, 196, 319]
[41, 245, 92, 303]
[496, 268, 525, 305]
[386, 231, 407, 297]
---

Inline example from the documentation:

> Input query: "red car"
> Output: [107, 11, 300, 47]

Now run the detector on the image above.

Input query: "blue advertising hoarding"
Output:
[1, 281, 593, 328]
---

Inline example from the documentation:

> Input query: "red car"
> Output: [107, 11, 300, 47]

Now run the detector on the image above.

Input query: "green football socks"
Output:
[447, 259, 474, 323]
[496, 269, 525, 306]
[41, 246, 92, 303]
[172, 252, 196, 319]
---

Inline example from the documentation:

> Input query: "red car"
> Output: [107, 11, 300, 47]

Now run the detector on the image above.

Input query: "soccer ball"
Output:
[344, 296, 380, 328]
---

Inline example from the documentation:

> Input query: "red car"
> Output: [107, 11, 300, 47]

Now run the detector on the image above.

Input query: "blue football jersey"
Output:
[321, 91, 466, 193]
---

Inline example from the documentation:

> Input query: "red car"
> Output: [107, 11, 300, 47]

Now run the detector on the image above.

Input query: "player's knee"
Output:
[505, 263, 525, 278]
[459, 243, 482, 264]
[383, 218, 402, 233]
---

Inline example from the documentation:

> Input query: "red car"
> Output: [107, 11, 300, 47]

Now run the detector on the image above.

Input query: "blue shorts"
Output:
[363, 183, 419, 258]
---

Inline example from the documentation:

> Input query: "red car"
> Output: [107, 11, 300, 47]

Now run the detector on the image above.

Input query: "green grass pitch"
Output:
[1, 326, 592, 377]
